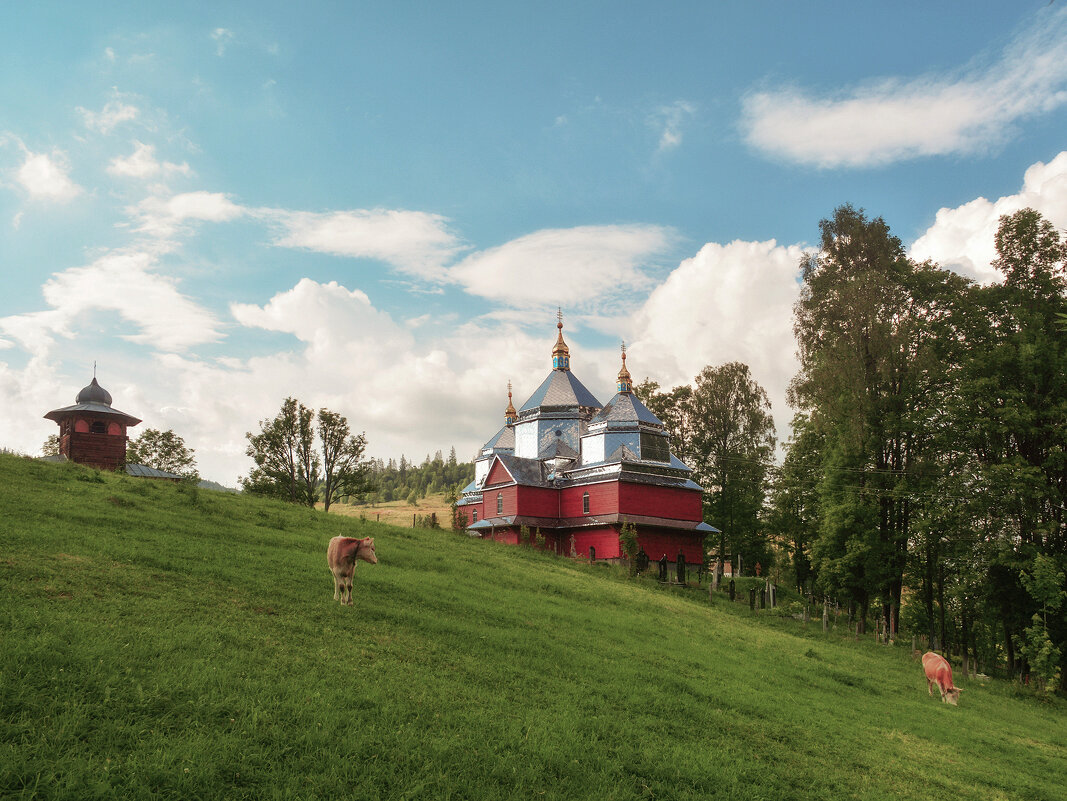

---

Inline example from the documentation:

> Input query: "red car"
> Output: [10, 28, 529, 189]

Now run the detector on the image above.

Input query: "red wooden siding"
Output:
[516, 486, 558, 517]
[618, 482, 702, 521]
[638, 529, 705, 564]
[560, 481, 617, 517]
[572, 527, 622, 559]
[67, 431, 127, 471]
[484, 460, 514, 487]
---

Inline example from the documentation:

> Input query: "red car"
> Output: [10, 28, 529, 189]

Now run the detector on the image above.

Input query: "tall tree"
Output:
[317, 409, 370, 512]
[791, 204, 959, 634]
[638, 365, 776, 575]
[126, 428, 199, 480]
[244, 397, 317, 505]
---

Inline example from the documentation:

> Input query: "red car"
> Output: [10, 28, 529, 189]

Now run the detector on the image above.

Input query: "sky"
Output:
[3, 2, 1067, 486]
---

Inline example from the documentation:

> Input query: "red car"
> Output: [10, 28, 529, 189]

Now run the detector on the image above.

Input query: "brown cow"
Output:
[921, 651, 962, 705]
[327, 536, 378, 606]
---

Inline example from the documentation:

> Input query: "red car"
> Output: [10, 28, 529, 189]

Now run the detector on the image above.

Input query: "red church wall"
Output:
[516, 485, 558, 517]
[560, 481, 617, 517]
[483, 485, 517, 517]
[484, 460, 514, 488]
[571, 526, 622, 559]
[638, 529, 705, 564]
[618, 482, 702, 521]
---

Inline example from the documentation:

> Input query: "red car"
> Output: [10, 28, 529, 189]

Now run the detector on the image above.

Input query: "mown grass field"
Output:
[2, 453, 1066, 800]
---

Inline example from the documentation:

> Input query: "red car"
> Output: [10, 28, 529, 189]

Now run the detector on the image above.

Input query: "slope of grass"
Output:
[1, 454, 1065, 800]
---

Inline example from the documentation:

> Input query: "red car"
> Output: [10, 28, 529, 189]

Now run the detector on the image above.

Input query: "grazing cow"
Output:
[922, 651, 962, 706]
[327, 536, 378, 606]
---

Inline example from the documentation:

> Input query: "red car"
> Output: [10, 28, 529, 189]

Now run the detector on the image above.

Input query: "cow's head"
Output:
[944, 687, 961, 706]
[358, 537, 378, 564]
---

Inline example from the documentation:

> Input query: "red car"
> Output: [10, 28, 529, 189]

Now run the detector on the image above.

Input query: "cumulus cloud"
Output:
[108, 141, 191, 179]
[448, 224, 674, 311]
[626, 239, 806, 441]
[910, 151, 1067, 282]
[78, 99, 139, 134]
[270, 208, 464, 280]
[16, 148, 81, 202]
[0, 249, 223, 355]
[742, 6, 1067, 167]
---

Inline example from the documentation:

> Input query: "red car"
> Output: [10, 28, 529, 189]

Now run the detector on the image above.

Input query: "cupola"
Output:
[551, 308, 570, 371]
[505, 381, 517, 426]
[617, 342, 632, 393]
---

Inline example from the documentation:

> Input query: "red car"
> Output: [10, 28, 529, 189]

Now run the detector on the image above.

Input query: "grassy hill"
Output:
[1, 453, 1065, 801]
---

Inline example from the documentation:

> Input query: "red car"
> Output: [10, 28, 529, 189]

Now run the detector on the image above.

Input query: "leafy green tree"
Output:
[317, 409, 370, 513]
[243, 398, 318, 505]
[127, 428, 199, 480]
[41, 434, 60, 457]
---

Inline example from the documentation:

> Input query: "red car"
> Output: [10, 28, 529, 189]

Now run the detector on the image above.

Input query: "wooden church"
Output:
[457, 315, 716, 566]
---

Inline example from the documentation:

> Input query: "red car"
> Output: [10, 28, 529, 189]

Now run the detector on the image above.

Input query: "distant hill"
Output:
[197, 477, 237, 493]
[2, 452, 1065, 801]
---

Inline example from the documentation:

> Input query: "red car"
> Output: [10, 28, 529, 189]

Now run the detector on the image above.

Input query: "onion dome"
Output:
[76, 377, 113, 406]
[617, 342, 632, 393]
[551, 308, 570, 371]
[505, 381, 517, 426]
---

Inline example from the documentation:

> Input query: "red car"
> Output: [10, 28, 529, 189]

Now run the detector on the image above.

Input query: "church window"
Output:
[497, 493, 504, 514]
[640, 432, 670, 463]
[472, 509, 478, 523]
[582, 492, 590, 514]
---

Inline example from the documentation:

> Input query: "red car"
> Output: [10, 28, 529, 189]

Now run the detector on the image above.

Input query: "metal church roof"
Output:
[589, 392, 664, 426]
[125, 463, 183, 480]
[518, 370, 602, 413]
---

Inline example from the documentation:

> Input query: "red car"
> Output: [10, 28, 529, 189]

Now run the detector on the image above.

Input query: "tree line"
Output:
[363, 449, 474, 506]
[774, 204, 1066, 691]
[637, 205, 1067, 692]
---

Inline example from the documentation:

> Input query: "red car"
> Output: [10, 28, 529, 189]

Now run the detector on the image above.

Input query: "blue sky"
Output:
[3, 2, 1067, 484]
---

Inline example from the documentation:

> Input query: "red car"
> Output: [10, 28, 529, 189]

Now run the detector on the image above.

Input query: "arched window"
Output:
[90, 421, 107, 434]
[472, 509, 478, 523]
[497, 493, 504, 514]
[582, 492, 590, 514]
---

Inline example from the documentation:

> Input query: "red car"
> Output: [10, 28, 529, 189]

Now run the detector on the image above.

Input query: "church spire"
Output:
[617, 341, 632, 393]
[505, 381, 517, 426]
[552, 307, 570, 371]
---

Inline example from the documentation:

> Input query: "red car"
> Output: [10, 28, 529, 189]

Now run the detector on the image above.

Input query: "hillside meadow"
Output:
[1, 454, 1065, 800]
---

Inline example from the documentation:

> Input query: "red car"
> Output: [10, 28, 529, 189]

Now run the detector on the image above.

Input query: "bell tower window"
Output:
[90, 421, 107, 434]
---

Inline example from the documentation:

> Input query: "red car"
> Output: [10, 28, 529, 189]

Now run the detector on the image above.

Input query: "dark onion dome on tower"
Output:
[76, 376, 113, 406]
[44, 375, 141, 426]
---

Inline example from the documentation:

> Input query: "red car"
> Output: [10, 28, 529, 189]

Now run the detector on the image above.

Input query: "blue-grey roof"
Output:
[519, 370, 601, 412]
[44, 401, 141, 426]
[481, 425, 515, 451]
[125, 463, 182, 479]
[589, 392, 664, 426]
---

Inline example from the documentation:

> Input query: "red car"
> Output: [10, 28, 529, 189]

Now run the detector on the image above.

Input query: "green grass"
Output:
[1, 453, 1065, 800]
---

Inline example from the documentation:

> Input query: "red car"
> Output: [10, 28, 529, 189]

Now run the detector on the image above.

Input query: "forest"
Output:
[363, 448, 474, 506]
[640, 205, 1067, 692]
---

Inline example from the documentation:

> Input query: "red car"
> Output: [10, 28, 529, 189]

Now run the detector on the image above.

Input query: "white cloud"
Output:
[271, 208, 463, 280]
[0, 249, 224, 355]
[652, 100, 696, 152]
[448, 224, 674, 311]
[910, 151, 1067, 283]
[742, 6, 1067, 167]
[131, 191, 244, 238]
[626, 239, 805, 442]
[212, 28, 234, 57]
[16, 149, 81, 202]
[108, 141, 191, 179]
[78, 99, 139, 134]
